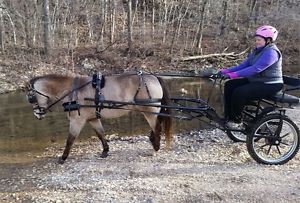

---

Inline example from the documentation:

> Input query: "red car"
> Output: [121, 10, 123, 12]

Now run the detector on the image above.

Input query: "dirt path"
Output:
[1, 125, 300, 203]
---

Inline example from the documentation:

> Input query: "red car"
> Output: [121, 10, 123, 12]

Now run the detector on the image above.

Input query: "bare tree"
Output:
[126, 0, 133, 52]
[43, 0, 51, 55]
[23, 1, 32, 48]
[0, 0, 4, 51]
[219, 0, 229, 36]
[194, 0, 209, 54]
[109, 0, 116, 44]
[170, 1, 190, 53]
[231, 0, 240, 31]
[99, 0, 108, 47]
[246, 0, 257, 38]
[151, 0, 155, 41]
[142, 0, 146, 43]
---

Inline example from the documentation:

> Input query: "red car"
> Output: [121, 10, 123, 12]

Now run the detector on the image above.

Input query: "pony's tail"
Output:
[157, 77, 173, 149]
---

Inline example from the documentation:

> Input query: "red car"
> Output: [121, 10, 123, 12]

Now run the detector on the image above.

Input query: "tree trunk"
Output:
[194, 0, 209, 54]
[170, 2, 190, 53]
[151, 0, 155, 41]
[142, 0, 146, 43]
[43, 0, 51, 55]
[99, 0, 107, 47]
[3, 7, 17, 46]
[23, 1, 32, 48]
[109, 0, 116, 44]
[0, 0, 4, 52]
[219, 0, 229, 36]
[246, 0, 257, 38]
[126, 0, 133, 52]
[232, 0, 240, 31]
[32, 0, 38, 46]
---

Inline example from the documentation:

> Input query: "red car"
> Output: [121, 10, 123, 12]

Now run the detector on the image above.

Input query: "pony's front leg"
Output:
[58, 119, 86, 164]
[89, 119, 109, 158]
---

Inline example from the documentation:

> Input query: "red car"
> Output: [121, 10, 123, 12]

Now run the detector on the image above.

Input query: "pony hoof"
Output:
[100, 151, 108, 158]
[150, 135, 160, 151]
[153, 146, 160, 151]
[58, 157, 66, 164]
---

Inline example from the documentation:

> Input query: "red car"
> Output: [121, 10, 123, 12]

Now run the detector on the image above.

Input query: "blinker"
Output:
[28, 93, 37, 104]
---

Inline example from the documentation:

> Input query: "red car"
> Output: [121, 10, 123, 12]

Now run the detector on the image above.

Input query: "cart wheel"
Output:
[246, 113, 300, 165]
[226, 104, 261, 142]
[226, 130, 247, 142]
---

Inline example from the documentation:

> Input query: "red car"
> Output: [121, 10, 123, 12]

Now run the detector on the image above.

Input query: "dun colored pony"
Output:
[26, 73, 172, 163]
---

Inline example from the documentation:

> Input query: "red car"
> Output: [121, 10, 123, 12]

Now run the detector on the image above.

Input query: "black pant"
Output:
[224, 78, 283, 122]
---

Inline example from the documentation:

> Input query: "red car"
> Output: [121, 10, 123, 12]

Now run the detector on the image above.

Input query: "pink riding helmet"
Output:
[255, 25, 278, 42]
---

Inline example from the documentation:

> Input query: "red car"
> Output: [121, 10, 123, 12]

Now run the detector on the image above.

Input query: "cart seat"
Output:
[266, 75, 300, 105]
[268, 92, 299, 104]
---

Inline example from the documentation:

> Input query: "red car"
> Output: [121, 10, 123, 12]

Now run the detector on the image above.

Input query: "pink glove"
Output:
[220, 68, 230, 74]
[227, 72, 239, 79]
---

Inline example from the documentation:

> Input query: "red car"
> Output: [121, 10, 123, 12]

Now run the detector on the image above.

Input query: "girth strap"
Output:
[70, 77, 79, 101]
[93, 73, 105, 118]
[63, 77, 81, 115]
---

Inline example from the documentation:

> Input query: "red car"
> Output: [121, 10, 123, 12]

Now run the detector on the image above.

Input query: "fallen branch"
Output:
[180, 48, 249, 61]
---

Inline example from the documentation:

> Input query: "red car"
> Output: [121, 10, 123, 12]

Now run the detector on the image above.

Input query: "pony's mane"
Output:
[29, 74, 75, 86]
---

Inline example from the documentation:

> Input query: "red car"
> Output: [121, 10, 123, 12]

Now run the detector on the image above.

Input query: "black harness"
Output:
[134, 70, 152, 101]
[62, 77, 82, 115]
[28, 79, 92, 116]
[27, 85, 50, 115]
[28, 71, 153, 118]
[92, 73, 105, 118]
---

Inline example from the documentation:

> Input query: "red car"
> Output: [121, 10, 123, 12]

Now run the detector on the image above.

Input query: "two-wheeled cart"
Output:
[74, 71, 300, 165]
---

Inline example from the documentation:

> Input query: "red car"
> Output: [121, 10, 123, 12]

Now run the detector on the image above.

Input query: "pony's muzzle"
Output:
[34, 112, 45, 120]
[33, 108, 47, 120]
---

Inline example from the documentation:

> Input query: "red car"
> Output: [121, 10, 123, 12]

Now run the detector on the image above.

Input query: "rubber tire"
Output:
[226, 130, 247, 142]
[246, 113, 300, 165]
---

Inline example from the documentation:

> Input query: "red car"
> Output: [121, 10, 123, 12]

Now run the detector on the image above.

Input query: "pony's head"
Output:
[25, 77, 51, 120]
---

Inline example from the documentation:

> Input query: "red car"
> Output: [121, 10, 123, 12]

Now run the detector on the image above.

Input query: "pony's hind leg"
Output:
[59, 119, 86, 164]
[143, 112, 162, 151]
[89, 119, 109, 158]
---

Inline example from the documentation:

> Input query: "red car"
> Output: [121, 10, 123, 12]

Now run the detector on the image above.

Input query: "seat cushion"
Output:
[269, 92, 299, 104]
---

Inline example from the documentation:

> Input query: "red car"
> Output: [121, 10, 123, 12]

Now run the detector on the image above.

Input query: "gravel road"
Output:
[0, 109, 299, 203]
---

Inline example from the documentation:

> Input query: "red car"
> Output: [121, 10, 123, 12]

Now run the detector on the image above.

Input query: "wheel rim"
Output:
[251, 118, 298, 164]
[229, 131, 247, 142]
[226, 105, 257, 142]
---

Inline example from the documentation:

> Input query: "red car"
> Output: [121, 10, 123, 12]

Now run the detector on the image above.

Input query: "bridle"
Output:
[27, 84, 50, 116]
[27, 79, 93, 116]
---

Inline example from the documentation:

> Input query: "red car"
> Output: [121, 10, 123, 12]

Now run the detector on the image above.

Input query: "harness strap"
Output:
[47, 80, 92, 111]
[64, 77, 81, 115]
[134, 71, 152, 101]
[70, 77, 79, 101]
[93, 73, 105, 118]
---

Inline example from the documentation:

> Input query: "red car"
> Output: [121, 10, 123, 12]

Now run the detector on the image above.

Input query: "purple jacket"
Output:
[221, 47, 280, 79]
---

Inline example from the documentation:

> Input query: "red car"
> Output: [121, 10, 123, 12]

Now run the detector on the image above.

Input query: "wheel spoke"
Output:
[261, 123, 273, 136]
[280, 132, 291, 139]
[259, 143, 269, 148]
[274, 119, 283, 136]
[267, 145, 272, 155]
[280, 141, 290, 146]
[265, 123, 274, 136]
[276, 146, 282, 155]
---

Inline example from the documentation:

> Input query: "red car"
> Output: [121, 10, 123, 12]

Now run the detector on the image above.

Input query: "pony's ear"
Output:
[21, 81, 31, 92]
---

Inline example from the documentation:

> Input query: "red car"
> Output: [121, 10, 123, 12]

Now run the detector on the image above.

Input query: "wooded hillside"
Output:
[0, 0, 299, 72]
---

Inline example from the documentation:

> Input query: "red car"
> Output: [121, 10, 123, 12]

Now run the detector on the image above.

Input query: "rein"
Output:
[47, 80, 92, 110]
[29, 70, 221, 117]
[29, 79, 92, 114]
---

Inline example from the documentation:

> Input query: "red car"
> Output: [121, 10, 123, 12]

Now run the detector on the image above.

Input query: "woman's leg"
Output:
[231, 82, 283, 122]
[223, 78, 249, 120]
